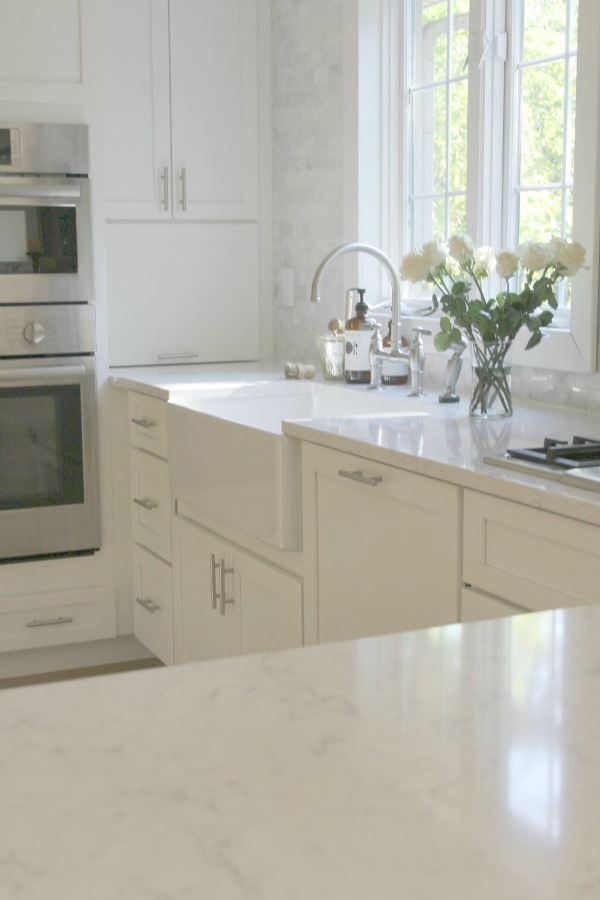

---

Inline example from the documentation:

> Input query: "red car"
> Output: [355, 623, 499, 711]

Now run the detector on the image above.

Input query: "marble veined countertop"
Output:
[110, 361, 600, 525]
[2, 603, 600, 899]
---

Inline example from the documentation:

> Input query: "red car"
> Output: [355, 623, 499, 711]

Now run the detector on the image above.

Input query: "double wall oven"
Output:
[0, 123, 100, 562]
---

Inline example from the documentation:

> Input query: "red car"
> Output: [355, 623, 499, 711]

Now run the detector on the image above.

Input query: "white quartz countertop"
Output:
[2, 603, 600, 899]
[110, 362, 600, 525]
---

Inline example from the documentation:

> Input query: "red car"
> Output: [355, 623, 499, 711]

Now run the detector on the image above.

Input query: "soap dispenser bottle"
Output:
[344, 289, 376, 384]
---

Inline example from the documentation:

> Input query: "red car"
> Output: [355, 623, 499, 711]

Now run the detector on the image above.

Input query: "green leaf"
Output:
[434, 331, 452, 352]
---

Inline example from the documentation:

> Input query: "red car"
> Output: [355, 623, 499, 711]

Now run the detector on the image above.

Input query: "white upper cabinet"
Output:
[0, 0, 100, 104]
[102, 0, 259, 221]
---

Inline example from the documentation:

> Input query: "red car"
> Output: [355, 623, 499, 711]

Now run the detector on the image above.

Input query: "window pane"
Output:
[523, 0, 567, 61]
[449, 79, 468, 191]
[448, 194, 467, 235]
[519, 188, 564, 242]
[520, 60, 566, 186]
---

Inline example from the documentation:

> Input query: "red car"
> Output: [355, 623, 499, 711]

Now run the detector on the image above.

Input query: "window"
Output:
[349, 0, 600, 372]
[399, 0, 600, 370]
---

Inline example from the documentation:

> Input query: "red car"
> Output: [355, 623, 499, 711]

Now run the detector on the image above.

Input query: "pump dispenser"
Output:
[344, 289, 376, 384]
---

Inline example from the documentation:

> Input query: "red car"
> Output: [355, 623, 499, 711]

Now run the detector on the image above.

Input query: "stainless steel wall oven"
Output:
[0, 123, 93, 303]
[0, 123, 100, 563]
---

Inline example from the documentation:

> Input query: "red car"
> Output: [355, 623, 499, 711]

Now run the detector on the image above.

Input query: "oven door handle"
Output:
[0, 176, 81, 200]
[0, 365, 86, 387]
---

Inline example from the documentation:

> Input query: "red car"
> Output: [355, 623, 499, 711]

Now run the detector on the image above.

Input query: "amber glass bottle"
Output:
[344, 291, 376, 384]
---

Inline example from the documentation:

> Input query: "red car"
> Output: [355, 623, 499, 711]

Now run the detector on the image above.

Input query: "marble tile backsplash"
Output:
[270, 2, 600, 413]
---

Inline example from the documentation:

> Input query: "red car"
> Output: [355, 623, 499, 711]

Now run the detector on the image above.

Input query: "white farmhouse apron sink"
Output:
[167, 380, 426, 550]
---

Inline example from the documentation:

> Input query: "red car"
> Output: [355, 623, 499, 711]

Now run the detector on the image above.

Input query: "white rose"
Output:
[519, 240, 555, 272]
[495, 250, 519, 279]
[447, 233, 476, 265]
[553, 239, 587, 276]
[474, 245, 496, 273]
[399, 251, 430, 283]
[421, 240, 446, 269]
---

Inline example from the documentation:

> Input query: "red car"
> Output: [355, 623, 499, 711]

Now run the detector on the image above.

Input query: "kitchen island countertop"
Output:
[2, 602, 600, 899]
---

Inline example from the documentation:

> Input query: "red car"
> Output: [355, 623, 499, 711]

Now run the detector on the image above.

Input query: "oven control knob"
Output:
[23, 321, 45, 344]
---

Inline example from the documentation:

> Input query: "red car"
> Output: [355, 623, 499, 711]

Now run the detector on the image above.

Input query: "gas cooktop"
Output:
[483, 435, 600, 494]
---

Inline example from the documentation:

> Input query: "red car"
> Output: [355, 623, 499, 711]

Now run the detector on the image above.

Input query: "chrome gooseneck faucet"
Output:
[310, 243, 410, 386]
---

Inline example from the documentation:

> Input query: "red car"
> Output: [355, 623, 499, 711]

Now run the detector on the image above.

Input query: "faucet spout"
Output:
[310, 243, 404, 355]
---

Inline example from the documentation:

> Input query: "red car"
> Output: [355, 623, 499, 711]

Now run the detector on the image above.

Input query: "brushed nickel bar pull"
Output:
[135, 597, 160, 614]
[26, 616, 74, 628]
[157, 352, 200, 360]
[132, 497, 158, 511]
[210, 553, 219, 610]
[130, 417, 156, 429]
[180, 166, 187, 211]
[161, 166, 169, 211]
[219, 558, 235, 616]
[337, 469, 383, 487]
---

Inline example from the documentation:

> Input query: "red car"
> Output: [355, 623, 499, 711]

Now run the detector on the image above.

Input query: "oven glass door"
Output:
[0, 204, 77, 275]
[0, 381, 84, 510]
[0, 359, 100, 561]
[0, 176, 93, 303]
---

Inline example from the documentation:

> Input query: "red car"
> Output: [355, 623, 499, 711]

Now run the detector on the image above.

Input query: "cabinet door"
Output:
[302, 444, 461, 645]
[234, 550, 303, 655]
[133, 545, 174, 664]
[106, 223, 260, 366]
[169, 0, 259, 220]
[0, 0, 100, 104]
[101, 0, 172, 219]
[172, 517, 235, 663]
[463, 490, 598, 610]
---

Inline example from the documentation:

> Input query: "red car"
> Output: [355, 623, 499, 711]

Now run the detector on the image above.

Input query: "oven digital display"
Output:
[0, 128, 11, 165]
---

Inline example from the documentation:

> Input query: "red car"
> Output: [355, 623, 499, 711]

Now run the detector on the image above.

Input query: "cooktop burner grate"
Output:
[506, 435, 600, 468]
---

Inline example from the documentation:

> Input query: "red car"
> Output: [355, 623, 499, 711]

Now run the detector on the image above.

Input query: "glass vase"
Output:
[469, 338, 513, 418]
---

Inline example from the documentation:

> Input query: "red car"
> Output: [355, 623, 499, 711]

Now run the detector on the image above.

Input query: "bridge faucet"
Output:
[310, 243, 410, 387]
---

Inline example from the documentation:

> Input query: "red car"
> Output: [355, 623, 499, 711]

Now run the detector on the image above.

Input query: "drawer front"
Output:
[130, 448, 171, 561]
[128, 392, 168, 458]
[133, 545, 173, 665]
[463, 490, 598, 610]
[0, 588, 116, 653]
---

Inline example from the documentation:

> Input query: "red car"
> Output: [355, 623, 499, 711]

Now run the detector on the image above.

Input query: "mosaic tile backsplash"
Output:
[270, 0, 600, 413]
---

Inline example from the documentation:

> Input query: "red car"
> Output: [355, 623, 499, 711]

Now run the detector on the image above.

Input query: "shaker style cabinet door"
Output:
[302, 444, 461, 645]
[102, 0, 172, 220]
[101, 0, 258, 221]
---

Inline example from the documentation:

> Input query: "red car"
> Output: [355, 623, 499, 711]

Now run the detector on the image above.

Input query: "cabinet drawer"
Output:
[463, 490, 599, 610]
[130, 448, 171, 561]
[0, 588, 116, 653]
[128, 392, 168, 458]
[133, 545, 173, 665]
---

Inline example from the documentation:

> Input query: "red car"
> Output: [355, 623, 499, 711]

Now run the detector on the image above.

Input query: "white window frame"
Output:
[346, 0, 600, 373]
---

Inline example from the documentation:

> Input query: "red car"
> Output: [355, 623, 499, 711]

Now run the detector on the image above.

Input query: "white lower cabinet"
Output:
[463, 490, 599, 614]
[0, 588, 116, 653]
[171, 516, 303, 664]
[302, 443, 461, 644]
[133, 545, 174, 665]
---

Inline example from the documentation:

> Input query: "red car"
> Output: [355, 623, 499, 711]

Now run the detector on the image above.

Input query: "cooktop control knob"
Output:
[23, 321, 45, 344]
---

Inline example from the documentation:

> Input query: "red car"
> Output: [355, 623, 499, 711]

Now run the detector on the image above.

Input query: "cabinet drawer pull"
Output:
[210, 553, 219, 610]
[135, 597, 160, 614]
[26, 616, 74, 628]
[130, 417, 156, 429]
[133, 497, 158, 511]
[180, 166, 187, 211]
[219, 558, 235, 616]
[161, 165, 169, 211]
[337, 469, 383, 487]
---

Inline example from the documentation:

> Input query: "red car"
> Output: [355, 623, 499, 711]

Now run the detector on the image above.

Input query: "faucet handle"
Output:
[411, 326, 432, 341]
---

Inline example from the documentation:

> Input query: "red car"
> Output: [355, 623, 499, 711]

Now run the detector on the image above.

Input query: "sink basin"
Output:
[167, 380, 426, 549]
